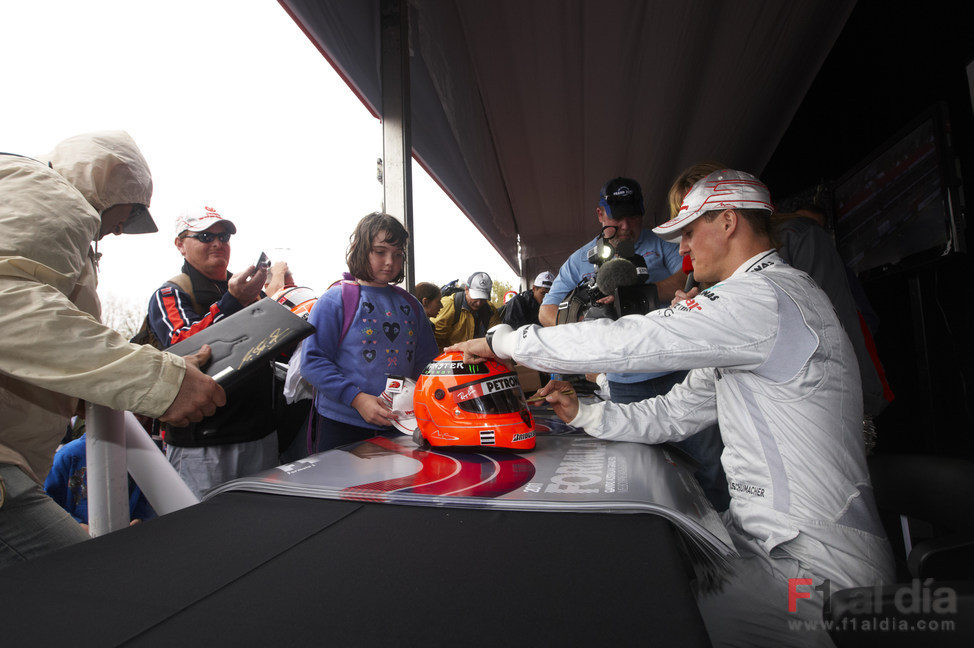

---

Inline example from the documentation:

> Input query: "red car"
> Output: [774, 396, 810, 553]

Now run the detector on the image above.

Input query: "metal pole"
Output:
[85, 403, 130, 536]
[380, 0, 415, 290]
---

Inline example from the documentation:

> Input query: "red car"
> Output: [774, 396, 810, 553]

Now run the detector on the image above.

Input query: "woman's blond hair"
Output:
[667, 162, 727, 219]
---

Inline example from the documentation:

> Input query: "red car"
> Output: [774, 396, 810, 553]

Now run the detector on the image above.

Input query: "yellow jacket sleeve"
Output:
[430, 294, 456, 349]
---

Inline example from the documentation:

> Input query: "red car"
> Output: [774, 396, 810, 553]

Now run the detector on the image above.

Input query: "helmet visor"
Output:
[449, 373, 528, 415]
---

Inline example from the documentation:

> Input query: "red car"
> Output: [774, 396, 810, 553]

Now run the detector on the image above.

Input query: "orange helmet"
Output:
[272, 286, 318, 319]
[413, 351, 536, 451]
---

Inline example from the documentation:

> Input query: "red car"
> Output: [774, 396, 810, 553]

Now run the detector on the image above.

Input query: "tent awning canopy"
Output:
[281, 0, 853, 279]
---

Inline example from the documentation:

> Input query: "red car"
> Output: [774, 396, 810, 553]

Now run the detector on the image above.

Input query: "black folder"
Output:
[167, 297, 314, 391]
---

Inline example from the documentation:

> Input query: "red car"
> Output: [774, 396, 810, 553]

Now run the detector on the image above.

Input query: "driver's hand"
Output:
[445, 338, 495, 364]
[530, 380, 579, 423]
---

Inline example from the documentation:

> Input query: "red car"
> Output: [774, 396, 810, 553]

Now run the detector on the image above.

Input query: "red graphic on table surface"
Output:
[341, 436, 534, 501]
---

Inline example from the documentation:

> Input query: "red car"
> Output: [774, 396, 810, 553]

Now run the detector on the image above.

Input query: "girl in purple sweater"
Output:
[301, 213, 438, 451]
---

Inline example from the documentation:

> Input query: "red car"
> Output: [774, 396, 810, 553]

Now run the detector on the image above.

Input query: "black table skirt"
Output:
[0, 492, 711, 647]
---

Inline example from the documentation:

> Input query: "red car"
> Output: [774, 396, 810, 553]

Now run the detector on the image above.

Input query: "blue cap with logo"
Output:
[598, 177, 645, 218]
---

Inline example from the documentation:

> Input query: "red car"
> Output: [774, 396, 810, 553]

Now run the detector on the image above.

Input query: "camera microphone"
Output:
[596, 257, 640, 296]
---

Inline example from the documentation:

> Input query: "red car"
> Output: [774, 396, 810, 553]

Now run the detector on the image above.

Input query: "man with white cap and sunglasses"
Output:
[450, 169, 894, 646]
[501, 271, 555, 329]
[146, 205, 276, 498]
[0, 132, 224, 566]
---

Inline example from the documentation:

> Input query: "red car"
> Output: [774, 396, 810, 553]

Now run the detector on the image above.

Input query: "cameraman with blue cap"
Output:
[539, 177, 685, 328]
[539, 177, 726, 509]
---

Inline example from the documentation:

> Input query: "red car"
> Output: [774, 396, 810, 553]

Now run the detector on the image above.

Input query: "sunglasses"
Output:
[182, 231, 232, 243]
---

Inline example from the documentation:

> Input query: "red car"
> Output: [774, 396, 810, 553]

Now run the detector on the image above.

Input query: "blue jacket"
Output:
[302, 283, 439, 429]
[44, 433, 155, 523]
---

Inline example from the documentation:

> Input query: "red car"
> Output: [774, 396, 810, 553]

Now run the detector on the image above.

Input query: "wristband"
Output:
[484, 324, 515, 359]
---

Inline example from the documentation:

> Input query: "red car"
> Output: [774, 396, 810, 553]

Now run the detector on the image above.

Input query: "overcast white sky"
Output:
[1, 0, 520, 307]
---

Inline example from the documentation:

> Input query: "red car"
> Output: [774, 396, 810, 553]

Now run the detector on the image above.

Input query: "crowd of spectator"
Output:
[1, 133, 896, 647]
[0, 129, 528, 571]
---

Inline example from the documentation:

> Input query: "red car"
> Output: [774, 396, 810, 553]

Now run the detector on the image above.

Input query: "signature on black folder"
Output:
[239, 327, 292, 367]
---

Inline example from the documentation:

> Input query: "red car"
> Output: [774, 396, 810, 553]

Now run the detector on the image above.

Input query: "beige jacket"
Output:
[0, 132, 184, 483]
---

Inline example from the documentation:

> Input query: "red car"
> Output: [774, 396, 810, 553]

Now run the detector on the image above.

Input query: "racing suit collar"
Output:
[730, 249, 781, 279]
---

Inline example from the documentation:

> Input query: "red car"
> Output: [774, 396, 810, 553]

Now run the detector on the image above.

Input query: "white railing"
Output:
[85, 404, 199, 537]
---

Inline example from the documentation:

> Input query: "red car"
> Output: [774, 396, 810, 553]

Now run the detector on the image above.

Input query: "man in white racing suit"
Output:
[449, 170, 894, 647]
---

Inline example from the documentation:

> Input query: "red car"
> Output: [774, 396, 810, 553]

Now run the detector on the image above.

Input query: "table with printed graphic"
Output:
[0, 491, 711, 647]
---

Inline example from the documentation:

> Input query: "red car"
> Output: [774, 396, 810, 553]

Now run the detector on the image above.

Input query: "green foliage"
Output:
[491, 279, 516, 309]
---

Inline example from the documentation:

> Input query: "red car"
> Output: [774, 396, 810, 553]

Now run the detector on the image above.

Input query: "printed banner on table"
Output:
[208, 423, 735, 559]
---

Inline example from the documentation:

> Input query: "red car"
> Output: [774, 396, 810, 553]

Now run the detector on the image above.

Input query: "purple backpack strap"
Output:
[309, 273, 360, 454]
[338, 272, 359, 344]
[336, 275, 422, 342]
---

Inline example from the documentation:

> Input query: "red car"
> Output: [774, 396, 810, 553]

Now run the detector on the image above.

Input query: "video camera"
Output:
[555, 226, 659, 325]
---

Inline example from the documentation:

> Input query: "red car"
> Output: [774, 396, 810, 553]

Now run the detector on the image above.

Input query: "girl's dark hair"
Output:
[346, 212, 409, 284]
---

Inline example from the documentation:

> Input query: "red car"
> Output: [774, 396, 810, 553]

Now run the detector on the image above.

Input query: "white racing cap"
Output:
[652, 169, 773, 242]
[533, 271, 554, 288]
[174, 204, 237, 236]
